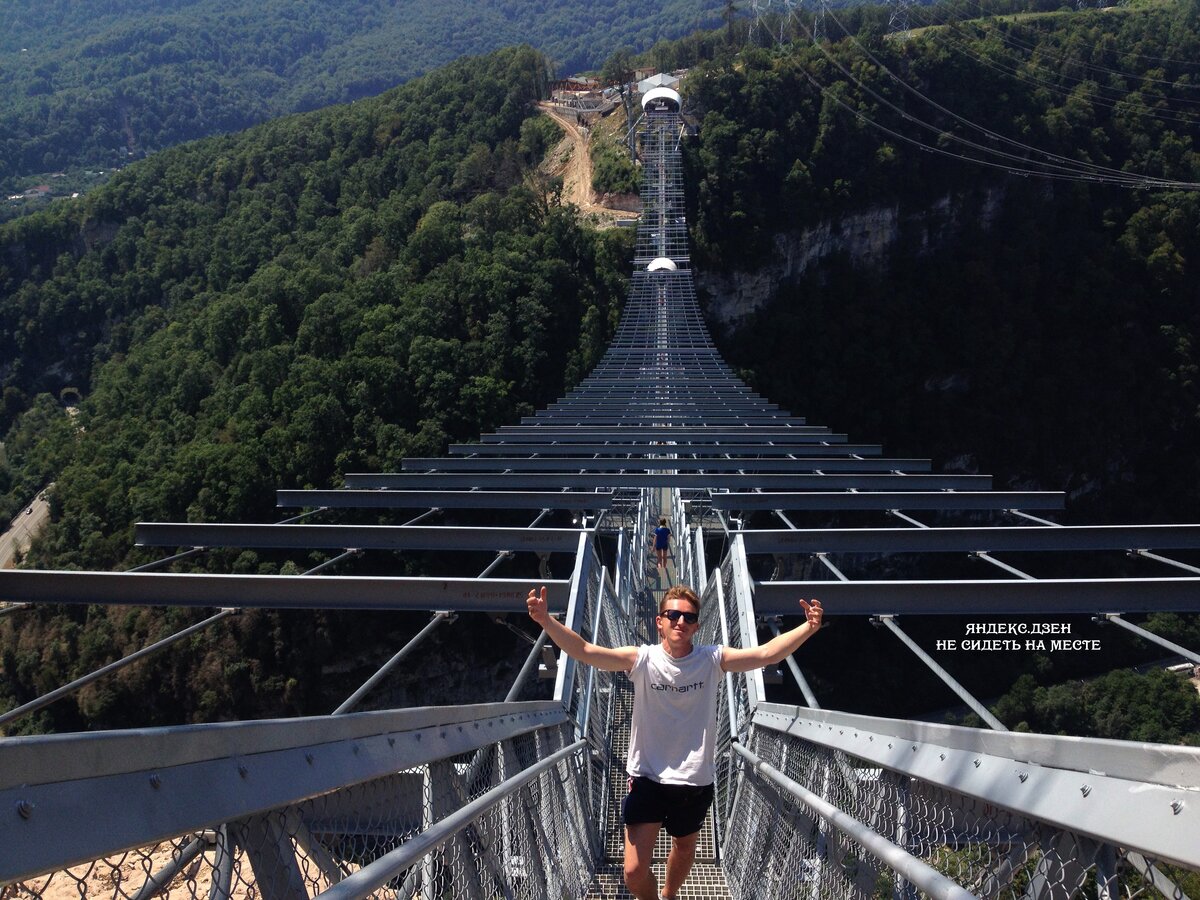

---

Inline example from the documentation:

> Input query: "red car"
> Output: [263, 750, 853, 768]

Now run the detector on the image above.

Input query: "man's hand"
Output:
[526, 586, 550, 627]
[525, 585, 637, 672]
[721, 597, 823, 673]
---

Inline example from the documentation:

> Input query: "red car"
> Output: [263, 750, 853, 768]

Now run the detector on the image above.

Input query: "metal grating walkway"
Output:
[584, 490, 730, 900]
[585, 675, 729, 900]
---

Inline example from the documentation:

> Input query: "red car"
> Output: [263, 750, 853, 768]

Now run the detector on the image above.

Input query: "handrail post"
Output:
[694, 524, 707, 594]
[554, 531, 593, 722]
[730, 534, 766, 708]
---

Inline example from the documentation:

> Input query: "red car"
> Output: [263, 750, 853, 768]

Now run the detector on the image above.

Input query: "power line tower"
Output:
[807, 0, 826, 43]
[749, 0, 772, 45]
[888, 0, 911, 35]
[750, 0, 803, 45]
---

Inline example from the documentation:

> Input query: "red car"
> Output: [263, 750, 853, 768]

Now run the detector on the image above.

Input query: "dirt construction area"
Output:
[537, 102, 638, 227]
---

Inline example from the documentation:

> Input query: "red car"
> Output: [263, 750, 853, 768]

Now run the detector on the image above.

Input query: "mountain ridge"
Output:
[0, 0, 725, 195]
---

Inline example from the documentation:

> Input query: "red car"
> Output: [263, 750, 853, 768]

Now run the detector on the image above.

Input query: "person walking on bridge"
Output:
[653, 517, 672, 569]
[526, 583, 823, 900]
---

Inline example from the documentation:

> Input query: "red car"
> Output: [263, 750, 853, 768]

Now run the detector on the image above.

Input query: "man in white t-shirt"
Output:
[527, 583, 823, 900]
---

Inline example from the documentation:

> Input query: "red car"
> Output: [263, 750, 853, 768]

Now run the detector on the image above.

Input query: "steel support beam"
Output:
[767, 621, 820, 709]
[1104, 614, 1200, 665]
[753, 577, 1200, 614]
[449, 442, 884, 456]
[0, 571, 570, 612]
[276, 490, 613, 510]
[401, 457, 929, 473]
[136, 523, 587, 552]
[711, 492, 1064, 511]
[341, 473, 991, 491]
[739, 524, 1200, 553]
[332, 611, 455, 715]
[0, 608, 238, 728]
[877, 615, 1007, 731]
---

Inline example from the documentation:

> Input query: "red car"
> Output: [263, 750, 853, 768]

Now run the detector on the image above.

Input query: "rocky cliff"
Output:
[698, 186, 1007, 328]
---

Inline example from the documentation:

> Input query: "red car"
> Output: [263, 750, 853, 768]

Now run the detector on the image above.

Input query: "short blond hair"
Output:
[659, 585, 700, 614]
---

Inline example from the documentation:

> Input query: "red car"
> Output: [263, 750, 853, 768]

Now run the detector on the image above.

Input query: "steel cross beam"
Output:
[738, 524, 1200, 553]
[448, 443, 885, 456]
[275, 490, 614, 510]
[0, 571, 571, 612]
[752, 577, 1200, 615]
[485, 428, 841, 440]
[557, 396, 770, 405]
[400, 457, 931, 473]
[135, 523, 589, 552]
[340, 473, 990, 490]
[518, 418, 802, 428]
[710, 491, 1064, 511]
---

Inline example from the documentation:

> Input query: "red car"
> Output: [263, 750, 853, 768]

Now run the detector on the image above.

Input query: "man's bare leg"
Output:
[624, 822, 662, 900]
[661, 831, 700, 899]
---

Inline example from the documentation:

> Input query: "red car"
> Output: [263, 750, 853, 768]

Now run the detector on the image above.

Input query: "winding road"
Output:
[0, 487, 50, 569]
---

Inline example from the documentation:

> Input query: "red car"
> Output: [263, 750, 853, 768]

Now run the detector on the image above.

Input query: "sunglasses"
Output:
[659, 609, 699, 624]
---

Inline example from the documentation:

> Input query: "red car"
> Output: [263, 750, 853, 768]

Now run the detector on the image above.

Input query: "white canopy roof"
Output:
[637, 72, 680, 94]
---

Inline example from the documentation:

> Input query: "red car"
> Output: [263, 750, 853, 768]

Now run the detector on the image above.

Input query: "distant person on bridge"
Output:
[527, 583, 823, 900]
[653, 518, 672, 569]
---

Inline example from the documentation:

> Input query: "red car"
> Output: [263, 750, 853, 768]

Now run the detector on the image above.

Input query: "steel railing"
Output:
[719, 696, 1200, 900]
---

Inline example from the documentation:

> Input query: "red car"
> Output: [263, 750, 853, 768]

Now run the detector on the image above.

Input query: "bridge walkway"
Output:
[584, 673, 729, 900]
[585, 486, 731, 900]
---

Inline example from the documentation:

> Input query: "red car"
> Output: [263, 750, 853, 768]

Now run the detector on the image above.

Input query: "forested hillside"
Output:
[3, 6, 1200, 733]
[0, 44, 633, 550]
[0, 0, 723, 197]
[0, 46, 631, 730]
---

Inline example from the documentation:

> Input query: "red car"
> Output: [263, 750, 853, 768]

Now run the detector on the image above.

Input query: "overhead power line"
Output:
[783, 7, 1200, 189]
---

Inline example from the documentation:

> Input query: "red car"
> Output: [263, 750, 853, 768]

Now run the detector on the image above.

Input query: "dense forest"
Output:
[0, 46, 631, 730]
[3, 3, 1200, 737]
[0, 0, 724, 198]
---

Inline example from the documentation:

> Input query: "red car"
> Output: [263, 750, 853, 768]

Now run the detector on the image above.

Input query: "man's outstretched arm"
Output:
[720, 599, 823, 673]
[526, 586, 638, 672]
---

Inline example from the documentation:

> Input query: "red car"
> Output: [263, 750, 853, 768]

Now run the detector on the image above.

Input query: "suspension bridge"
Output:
[2, 85, 1200, 900]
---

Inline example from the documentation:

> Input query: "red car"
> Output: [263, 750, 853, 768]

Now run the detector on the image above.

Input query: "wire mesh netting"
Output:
[720, 724, 1198, 900]
[2, 722, 600, 900]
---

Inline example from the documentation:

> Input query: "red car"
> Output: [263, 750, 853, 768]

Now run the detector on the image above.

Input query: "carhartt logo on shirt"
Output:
[651, 681, 705, 693]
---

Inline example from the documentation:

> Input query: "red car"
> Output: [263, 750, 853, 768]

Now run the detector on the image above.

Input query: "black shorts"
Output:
[623, 775, 714, 838]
